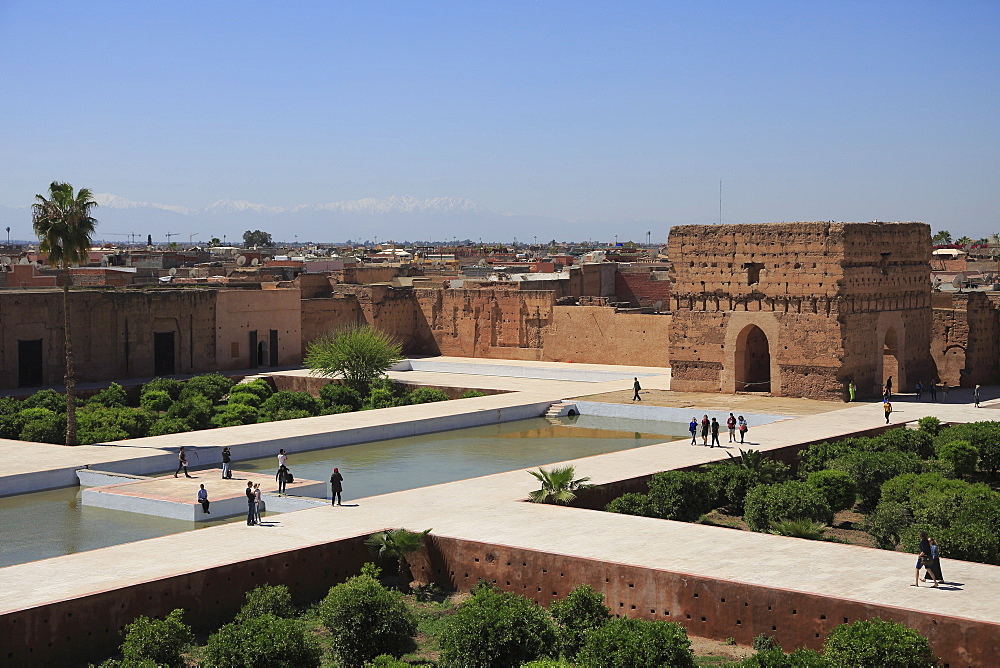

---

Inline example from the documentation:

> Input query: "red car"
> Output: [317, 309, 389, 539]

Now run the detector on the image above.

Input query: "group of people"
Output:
[913, 531, 945, 587]
[688, 413, 748, 447]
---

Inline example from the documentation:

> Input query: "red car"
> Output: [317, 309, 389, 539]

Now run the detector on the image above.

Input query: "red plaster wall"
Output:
[615, 268, 671, 307]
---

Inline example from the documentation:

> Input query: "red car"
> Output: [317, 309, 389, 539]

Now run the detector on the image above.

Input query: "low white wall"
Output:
[571, 401, 790, 426]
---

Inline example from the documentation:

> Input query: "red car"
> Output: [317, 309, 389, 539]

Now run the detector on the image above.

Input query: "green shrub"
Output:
[878, 428, 935, 459]
[364, 388, 409, 410]
[229, 378, 274, 400]
[319, 382, 363, 411]
[918, 416, 943, 436]
[605, 492, 656, 518]
[919, 459, 955, 477]
[904, 522, 1000, 565]
[227, 390, 264, 408]
[439, 583, 557, 668]
[937, 440, 979, 477]
[704, 464, 758, 510]
[364, 656, 411, 668]
[752, 633, 780, 651]
[22, 388, 65, 413]
[744, 481, 833, 533]
[139, 389, 173, 412]
[179, 373, 234, 403]
[211, 403, 260, 428]
[236, 584, 295, 622]
[118, 608, 193, 668]
[0, 397, 20, 415]
[806, 469, 857, 512]
[19, 410, 65, 443]
[77, 406, 153, 444]
[862, 500, 913, 549]
[141, 377, 183, 401]
[0, 414, 23, 440]
[203, 614, 321, 668]
[549, 585, 611, 658]
[576, 617, 696, 668]
[165, 394, 213, 430]
[149, 417, 194, 436]
[323, 404, 356, 415]
[259, 391, 322, 421]
[318, 572, 417, 667]
[89, 382, 130, 408]
[520, 660, 574, 668]
[797, 437, 875, 475]
[828, 450, 922, 509]
[461, 390, 487, 398]
[934, 421, 1000, 475]
[259, 409, 313, 422]
[823, 618, 936, 667]
[646, 470, 716, 522]
[409, 387, 450, 404]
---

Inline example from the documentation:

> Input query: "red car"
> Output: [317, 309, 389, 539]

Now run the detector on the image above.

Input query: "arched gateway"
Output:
[735, 324, 771, 392]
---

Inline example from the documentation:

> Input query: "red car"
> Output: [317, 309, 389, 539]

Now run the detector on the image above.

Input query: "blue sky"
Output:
[1, 1, 998, 241]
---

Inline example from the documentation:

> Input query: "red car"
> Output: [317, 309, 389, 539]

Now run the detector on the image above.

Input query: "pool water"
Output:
[0, 416, 687, 568]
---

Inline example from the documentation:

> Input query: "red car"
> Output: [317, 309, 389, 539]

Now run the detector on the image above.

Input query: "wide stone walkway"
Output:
[1, 359, 998, 659]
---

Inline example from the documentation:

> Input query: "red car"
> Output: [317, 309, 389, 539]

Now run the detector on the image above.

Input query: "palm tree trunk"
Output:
[398, 557, 413, 593]
[62, 268, 77, 446]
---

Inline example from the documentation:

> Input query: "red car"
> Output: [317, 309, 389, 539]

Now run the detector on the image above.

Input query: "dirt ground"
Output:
[574, 388, 844, 417]
[689, 634, 756, 662]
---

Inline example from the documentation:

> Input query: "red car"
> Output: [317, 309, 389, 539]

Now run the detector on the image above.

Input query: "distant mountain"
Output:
[50, 193, 566, 243]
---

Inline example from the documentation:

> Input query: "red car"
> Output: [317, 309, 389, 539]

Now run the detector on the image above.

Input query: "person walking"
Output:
[175, 447, 192, 478]
[848, 380, 856, 402]
[700, 415, 710, 446]
[884, 400, 892, 424]
[221, 447, 232, 479]
[885, 376, 893, 399]
[632, 377, 642, 402]
[737, 416, 748, 444]
[245, 482, 257, 526]
[276, 464, 290, 495]
[929, 382, 938, 402]
[330, 467, 344, 506]
[915, 381, 923, 401]
[710, 418, 721, 448]
[927, 538, 944, 585]
[726, 413, 737, 442]
[974, 384, 981, 408]
[253, 483, 263, 523]
[913, 531, 938, 587]
[197, 484, 210, 514]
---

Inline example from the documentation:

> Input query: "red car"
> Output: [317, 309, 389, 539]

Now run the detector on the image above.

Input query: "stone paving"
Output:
[1, 358, 999, 637]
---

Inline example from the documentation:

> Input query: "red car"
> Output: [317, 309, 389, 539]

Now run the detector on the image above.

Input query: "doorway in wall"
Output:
[153, 331, 176, 376]
[17, 339, 43, 388]
[735, 324, 771, 392]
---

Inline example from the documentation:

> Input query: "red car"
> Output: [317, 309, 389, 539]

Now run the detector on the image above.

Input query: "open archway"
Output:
[735, 324, 771, 392]
[883, 327, 899, 392]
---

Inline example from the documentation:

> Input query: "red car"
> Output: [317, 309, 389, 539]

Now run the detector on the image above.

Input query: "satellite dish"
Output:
[169, 267, 178, 276]
[263, 256, 272, 262]
[952, 275, 963, 289]
[653, 300, 663, 313]
[250, 257, 259, 266]
[0, 256, 11, 266]
[236, 255, 247, 266]
[19, 257, 29, 264]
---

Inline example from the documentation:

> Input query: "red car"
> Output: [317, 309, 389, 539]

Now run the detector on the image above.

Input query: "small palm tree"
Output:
[726, 448, 763, 471]
[364, 528, 431, 592]
[955, 235, 974, 249]
[528, 465, 594, 505]
[31, 182, 98, 446]
[769, 518, 827, 540]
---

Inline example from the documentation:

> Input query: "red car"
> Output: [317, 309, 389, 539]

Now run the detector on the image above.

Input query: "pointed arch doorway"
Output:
[736, 324, 771, 392]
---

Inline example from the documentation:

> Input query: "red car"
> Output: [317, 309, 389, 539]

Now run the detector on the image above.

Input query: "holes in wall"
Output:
[820, 614, 826, 620]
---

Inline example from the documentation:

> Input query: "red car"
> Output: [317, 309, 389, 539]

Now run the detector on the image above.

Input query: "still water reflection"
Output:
[0, 416, 686, 568]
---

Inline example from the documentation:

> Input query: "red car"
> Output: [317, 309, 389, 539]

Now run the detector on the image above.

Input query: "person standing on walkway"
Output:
[974, 384, 981, 408]
[330, 467, 344, 506]
[700, 415, 710, 446]
[942, 384, 949, 402]
[737, 416, 748, 444]
[276, 464, 290, 495]
[197, 484, 210, 514]
[246, 482, 257, 526]
[928, 538, 944, 585]
[848, 381, 856, 402]
[175, 447, 192, 478]
[221, 447, 232, 479]
[885, 376, 893, 399]
[277, 448, 287, 468]
[913, 531, 938, 587]
[884, 400, 892, 424]
[929, 382, 938, 402]
[915, 381, 923, 401]
[727, 413, 737, 442]
[253, 483, 263, 523]
[710, 418, 721, 448]
[632, 377, 642, 402]
[689, 417, 698, 445]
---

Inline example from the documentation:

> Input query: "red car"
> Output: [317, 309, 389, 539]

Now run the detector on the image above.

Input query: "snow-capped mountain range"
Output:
[7, 193, 566, 243]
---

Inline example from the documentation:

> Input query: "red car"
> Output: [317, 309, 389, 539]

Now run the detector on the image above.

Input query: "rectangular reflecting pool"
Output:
[0, 416, 688, 568]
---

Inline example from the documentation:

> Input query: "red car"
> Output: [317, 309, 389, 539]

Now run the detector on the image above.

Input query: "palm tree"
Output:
[31, 182, 98, 446]
[364, 528, 431, 592]
[955, 236, 974, 249]
[931, 230, 952, 245]
[528, 465, 594, 505]
[726, 448, 764, 471]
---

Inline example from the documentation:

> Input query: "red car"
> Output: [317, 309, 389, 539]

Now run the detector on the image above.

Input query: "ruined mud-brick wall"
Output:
[615, 266, 671, 307]
[215, 288, 302, 370]
[0, 288, 218, 390]
[300, 295, 363, 354]
[667, 222, 933, 400]
[413, 287, 555, 360]
[931, 291, 1000, 386]
[542, 307, 671, 366]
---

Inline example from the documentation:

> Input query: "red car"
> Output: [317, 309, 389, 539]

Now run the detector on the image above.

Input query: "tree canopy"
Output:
[304, 324, 404, 394]
[242, 229, 273, 247]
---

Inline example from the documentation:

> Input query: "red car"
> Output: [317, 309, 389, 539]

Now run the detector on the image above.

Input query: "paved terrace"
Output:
[1, 359, 998, 665]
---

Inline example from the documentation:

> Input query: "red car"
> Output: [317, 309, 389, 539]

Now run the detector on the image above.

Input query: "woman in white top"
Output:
[253, 483, 263, 523]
